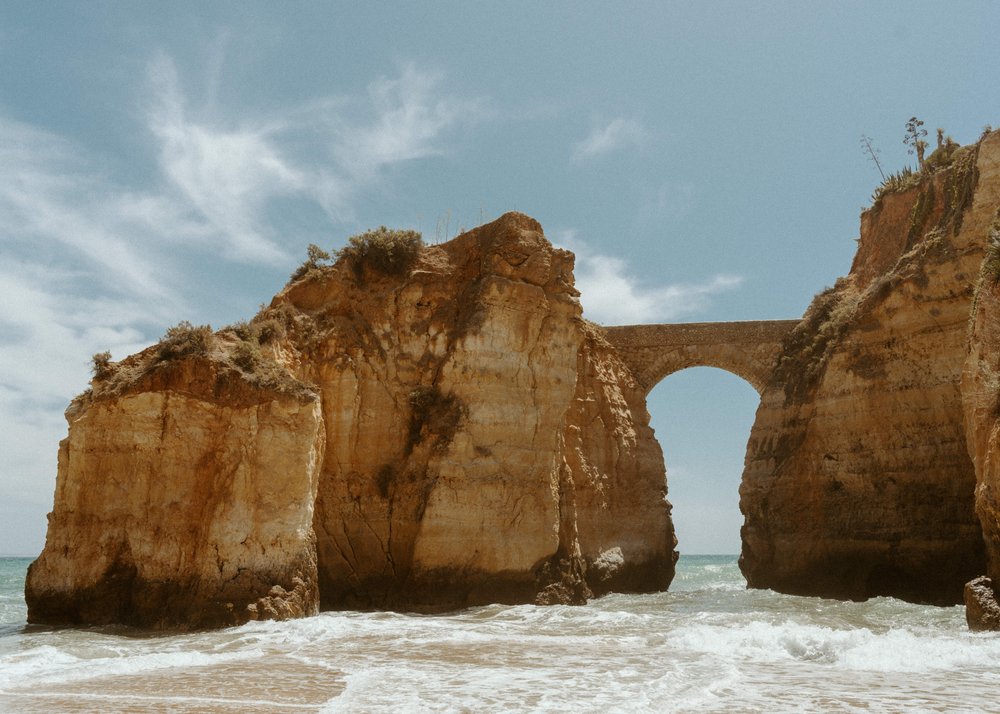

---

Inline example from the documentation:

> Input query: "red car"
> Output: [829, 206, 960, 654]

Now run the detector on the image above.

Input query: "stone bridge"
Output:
[602, 320, 799, 395]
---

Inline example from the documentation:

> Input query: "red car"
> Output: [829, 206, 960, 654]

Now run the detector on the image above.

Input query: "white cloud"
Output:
[331, 64, 489, 181]
[0, 118, 184, 300]
[0, 56, 490, 554]
[147, 52, 312, 262]
[0, 258, 159, 555]
[555, 230, 743, 324]
[144, 56, 488, 260]
[572, 117, 647, 161]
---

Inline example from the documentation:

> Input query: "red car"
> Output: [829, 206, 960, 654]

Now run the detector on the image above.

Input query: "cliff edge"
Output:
[741, 129, 1000, 605]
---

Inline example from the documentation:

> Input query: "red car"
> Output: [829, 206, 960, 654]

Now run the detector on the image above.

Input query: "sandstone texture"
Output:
[965, 576, 1000, 631]
[960, 181, 1000, 626]
[741, 130, 1000, 604]
[25, 353, 324, 629]
[294, 213, 675, 609]
[26, 212, 676, 628]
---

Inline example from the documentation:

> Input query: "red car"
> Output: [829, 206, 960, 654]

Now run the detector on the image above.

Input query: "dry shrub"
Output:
[156, 321, 213, 362]
[91, 351, 115, 381]
[338, 227, 423, 278]
[231, 340, 262, 371]
[254, 317, 285, 344]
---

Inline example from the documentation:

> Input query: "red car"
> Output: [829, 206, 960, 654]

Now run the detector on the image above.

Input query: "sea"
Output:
[2, 556, 999, 713]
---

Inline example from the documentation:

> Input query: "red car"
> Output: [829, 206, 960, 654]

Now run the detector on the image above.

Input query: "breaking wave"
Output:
[2, 556, 999, 712]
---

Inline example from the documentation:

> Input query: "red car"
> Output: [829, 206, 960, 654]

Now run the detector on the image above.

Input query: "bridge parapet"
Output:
[602, 320, 799, 394]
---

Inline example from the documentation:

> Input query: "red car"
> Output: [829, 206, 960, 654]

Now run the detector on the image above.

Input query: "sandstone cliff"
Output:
[26, 213, 676, 628]
[960, 192, 1000, 627]
[25, 348, 324, 628]
[741, 130, 1000, 604]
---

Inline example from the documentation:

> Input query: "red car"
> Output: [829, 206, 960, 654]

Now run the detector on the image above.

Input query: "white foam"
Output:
[3, 558, 1000, 711]
[0, 639, 265, 690]
[671, 618, 1000, 673]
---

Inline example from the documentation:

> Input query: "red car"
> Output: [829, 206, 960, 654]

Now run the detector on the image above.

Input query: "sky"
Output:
[1, 1, 998, 557]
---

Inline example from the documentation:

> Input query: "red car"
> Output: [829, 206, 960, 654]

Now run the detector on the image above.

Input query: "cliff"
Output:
[961, 192, 1000, 628]
[25, 213, 676, 628]
[25, 352, 324, 628]
[741, 130, 1000, 604]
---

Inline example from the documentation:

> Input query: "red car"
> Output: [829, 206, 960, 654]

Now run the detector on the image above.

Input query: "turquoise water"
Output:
[2, 556, 999, 712]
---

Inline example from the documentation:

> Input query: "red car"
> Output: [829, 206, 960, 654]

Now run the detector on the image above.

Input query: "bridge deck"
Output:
[602, 320, 800, 346]
[601, 320, 800, 394]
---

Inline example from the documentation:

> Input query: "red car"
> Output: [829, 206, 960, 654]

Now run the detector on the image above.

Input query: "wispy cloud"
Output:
[331, 64, 489, 182]
[145, 56, 489, 261]
[0, 118, 185, 301]
[572, 117, 647, 161]
[148, 52, 319, 262]
[0, 55, 491, 554]
[555, 230, 743, 324]
[0, 117, 189, 551]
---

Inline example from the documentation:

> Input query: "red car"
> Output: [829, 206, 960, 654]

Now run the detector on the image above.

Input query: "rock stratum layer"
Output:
[26, 213, 676, 629]
[741, 130, 1000, 605]
[961, 175, 1000, 627]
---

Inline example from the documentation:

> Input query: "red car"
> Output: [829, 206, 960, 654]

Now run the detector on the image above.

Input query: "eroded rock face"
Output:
[25, 356, 324, 629]
[965, 576, 1000, 631]
[26, 212, 676, 627]
[741, 131, 1000, 604]
[960, 199, 1000, 624]
[289, 213, 675, 609]
[568, 325, 677, 596]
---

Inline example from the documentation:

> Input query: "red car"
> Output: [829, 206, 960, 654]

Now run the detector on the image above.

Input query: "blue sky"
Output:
[1, 2, 998, 556]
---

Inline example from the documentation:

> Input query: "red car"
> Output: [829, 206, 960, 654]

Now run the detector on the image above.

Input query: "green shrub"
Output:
[227, 320, 256, 341]
[774, 282, 858, 402]
[156, 321, 213, 362]
[937, 143, 981, 236]
[224, 317, 285, 346]
[871, 166, 921, 204]
[924, 137, 960, 171]
[289, 243, 333, 282]
[338, 226, 423, 277]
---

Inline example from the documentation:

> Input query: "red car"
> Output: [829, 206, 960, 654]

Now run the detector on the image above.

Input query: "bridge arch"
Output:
[602, 320, 798, 395]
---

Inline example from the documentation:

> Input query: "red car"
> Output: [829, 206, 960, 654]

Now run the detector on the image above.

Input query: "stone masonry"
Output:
[602, 320, 798, 394]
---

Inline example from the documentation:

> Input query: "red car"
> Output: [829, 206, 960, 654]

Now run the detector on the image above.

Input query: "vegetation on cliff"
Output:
[868, 119, 988, 208]
[978, 209, 1000, 287]
[83, 317, 311, 406]
[777, 128, 992, 404]
[338, 226, 423, 277]
[288, 227, 425, 285]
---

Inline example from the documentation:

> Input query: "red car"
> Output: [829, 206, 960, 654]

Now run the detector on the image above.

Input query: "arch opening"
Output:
[646, 366, 760, 558]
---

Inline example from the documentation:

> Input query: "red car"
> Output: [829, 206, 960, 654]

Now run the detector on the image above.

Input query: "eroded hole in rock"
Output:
[646, 367, 760, 563]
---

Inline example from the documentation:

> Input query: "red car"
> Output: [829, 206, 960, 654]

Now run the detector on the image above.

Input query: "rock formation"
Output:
[965, 576, 1000, 631]
[960, 188, 1000, 627]
[741, 130, 1000, 605]
[25, 213, 676, 628]
[25, 352, 324, 629]
[31, 128, 1000, 630]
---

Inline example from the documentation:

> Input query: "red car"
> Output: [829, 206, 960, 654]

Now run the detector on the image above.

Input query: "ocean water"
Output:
[2, 556, 999, 713]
